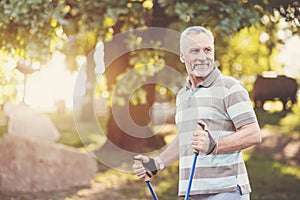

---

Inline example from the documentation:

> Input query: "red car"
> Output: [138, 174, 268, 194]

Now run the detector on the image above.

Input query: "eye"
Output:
[204, 48, 212, 53]
[189, 48, 200, 54]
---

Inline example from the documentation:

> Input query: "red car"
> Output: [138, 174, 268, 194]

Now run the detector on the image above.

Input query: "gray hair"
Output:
[180, 26, 214, 52]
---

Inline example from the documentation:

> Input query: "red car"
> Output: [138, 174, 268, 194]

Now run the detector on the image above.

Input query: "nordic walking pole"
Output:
[134, 159, 159, 200]
[184, 122, 205, 200]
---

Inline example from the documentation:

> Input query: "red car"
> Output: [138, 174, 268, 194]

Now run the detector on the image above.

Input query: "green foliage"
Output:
[280, 103, 300, 133]
[0, 0, 67, 63]
[0, 0, 276, 66]
[1, 0, 299, 105]
[1, 0, 298, 63]
[248, 0, 300, 33]
[158, 0, 260, 35]
[221, 24, 269, 74]
[219, 23, 275, 91]
[61, 0, 152, 71]
[0, 55, 20, 105]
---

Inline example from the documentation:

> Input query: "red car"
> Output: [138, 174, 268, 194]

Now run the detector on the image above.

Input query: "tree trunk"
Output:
[104, 48, 165, 152]
[102, 1, 177, 152]
[80, 48, 96, 122]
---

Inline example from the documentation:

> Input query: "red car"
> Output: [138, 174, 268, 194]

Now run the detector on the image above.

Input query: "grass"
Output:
[61, 151, 299, 200]
[255, 109, 288, 127]
[65, 120, 299, 200]
[0, 110, 7, 137]
[0, 107, 299, 199]
[47, 112, 84, 147]
[244, 152, 300, 200]
[47, 112, 107, 151]
[0, 125, 7, 137]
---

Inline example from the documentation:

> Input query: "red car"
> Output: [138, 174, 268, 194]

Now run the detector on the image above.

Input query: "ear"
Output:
[180, 53, 185, 63]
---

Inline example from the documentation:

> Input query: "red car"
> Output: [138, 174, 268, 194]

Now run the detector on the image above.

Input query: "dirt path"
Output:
[67, 128, 300, 200]
[254, 128, 300, 166]
[2, 128, 299, 200]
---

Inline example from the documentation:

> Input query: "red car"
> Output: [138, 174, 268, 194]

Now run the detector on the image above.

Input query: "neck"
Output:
[189, 75, 204, 90]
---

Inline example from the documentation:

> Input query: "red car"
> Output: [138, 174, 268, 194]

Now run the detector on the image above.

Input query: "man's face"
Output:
[180, 32, 215, 77]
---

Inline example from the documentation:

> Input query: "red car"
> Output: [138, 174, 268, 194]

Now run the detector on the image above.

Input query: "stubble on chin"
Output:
[190, 67, 211, 78]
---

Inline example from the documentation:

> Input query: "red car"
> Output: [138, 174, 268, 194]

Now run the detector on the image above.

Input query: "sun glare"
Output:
[23, 52, 76, 112]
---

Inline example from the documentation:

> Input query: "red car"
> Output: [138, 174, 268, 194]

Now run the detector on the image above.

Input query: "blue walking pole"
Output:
[184, 152, 198, 200]
[134, 159, 159, 200]
[146, 179, 158, 200]
[184, 123, 205, 200]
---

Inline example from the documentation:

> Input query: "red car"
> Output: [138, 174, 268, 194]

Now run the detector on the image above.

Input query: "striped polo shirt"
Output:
[175, 67, 257, 196]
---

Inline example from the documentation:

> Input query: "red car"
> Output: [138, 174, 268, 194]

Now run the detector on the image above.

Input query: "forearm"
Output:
[216, 122, 261, 154]
[156, 135, 179, 167]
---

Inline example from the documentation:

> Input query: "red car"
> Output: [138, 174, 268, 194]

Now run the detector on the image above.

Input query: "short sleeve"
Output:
[224, 82, 258, 129]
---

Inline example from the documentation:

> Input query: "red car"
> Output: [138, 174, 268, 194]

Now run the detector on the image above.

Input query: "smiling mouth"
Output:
[193, 63, 208, 69]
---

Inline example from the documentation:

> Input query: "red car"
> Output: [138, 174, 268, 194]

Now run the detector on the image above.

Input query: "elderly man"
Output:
[133, 26, 261, 200]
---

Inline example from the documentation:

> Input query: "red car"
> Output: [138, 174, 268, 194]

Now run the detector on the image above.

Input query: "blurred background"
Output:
[0, 0, 299, 199]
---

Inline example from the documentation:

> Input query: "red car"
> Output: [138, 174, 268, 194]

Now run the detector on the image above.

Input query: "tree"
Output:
[246, 0, 299, 72]
[1, 0, 299, 153]
[0, 0, 68, 63]
[66, 0, 262, 152]
[218, 0, 300, 89]
[249, 0, 299, 31]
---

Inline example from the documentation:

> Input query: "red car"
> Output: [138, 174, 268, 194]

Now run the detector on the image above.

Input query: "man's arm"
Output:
[133, 135, 179, 179]
[155, 135, 179, 168]
[216, 122, 261, 153]
[192, 122, 261, 155]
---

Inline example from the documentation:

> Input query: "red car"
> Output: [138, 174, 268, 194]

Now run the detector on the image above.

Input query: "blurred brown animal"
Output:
[253, 75, 298, 110]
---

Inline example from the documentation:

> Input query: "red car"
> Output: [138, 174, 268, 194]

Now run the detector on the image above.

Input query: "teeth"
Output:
[194, 63, 205, 67]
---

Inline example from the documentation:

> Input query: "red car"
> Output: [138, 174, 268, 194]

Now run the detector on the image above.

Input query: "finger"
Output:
[133, 164, 147, 178]
[134, 154, 143, 160]
[192, 144, 201, 153]
[197, 121, 207, 130]
[132, 163, 142, 170]
[192, 141, 203, 147]
[134, 154, 149, 163]
[138, 173, 146, 179]
[193, 132, 199, 137]
[193, 129, 207, 136]
[136, 170, 146, 179]
[193, 133, 206, 142]
[135, 168, 146, 176]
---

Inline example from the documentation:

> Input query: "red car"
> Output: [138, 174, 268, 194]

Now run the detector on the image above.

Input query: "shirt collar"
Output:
[186, 67, 221, 90]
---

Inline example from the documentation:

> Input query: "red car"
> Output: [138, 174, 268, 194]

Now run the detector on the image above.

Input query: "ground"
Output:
[1, 127, 299, 200]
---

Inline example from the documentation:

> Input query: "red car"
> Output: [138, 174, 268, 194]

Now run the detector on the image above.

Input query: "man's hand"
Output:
[192, 127, 210, 154]
[133, 154, 161, 179]
[132, 154, 150, 179]
[192, 122, 217, 155]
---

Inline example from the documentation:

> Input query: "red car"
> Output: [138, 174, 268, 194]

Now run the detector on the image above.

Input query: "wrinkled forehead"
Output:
[180, 27, 214, 43]
[180, 32, 214, 51]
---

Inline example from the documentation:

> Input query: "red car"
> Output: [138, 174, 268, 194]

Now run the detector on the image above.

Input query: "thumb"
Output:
[198, 121, 208, 131]
[134, 154, 150, 163]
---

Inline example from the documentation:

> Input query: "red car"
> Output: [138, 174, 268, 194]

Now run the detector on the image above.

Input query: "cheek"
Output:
[184, 62, 192, 72]
[182, 56, 193, 66]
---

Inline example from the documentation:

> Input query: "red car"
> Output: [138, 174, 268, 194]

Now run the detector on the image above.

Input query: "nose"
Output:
[197, 50, 206, 60]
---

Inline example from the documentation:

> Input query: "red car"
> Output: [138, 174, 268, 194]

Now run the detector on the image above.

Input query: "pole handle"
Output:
[134, 158, 159, 200]
[194, 122, 205, 155]
[134, 159, 151, 182]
